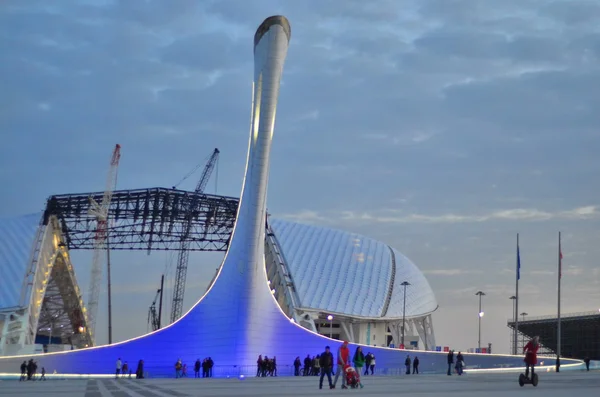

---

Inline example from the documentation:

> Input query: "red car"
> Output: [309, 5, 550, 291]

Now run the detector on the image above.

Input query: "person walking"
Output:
[332, 341, 350, 389]
[319, 346, 334, 390]
[413, 356, 419, 374]
[447, 350, 454, 376]
[352, 346, 365, 388]
[115, 358, 122, 378]
[455, 352, 464, 375]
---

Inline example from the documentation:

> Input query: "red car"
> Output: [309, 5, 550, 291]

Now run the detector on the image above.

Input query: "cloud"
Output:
[1, 0, 600, 354]
[280, 205, 600, 225]
[277, 210, 330, 224]
[423, 269, 482, 276]
[529, 270, 554, 276]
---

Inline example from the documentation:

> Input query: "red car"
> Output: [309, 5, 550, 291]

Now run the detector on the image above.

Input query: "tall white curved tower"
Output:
[207, 15, 294, 359]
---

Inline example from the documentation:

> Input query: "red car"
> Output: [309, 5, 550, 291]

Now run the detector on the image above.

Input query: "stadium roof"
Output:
[270, 219, 438, 319]
[0, 213, 41, 310]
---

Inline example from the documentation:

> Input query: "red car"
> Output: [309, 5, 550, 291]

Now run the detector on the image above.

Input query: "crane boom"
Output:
[170, 148, 219, 323]
[87, 144, 121, 344]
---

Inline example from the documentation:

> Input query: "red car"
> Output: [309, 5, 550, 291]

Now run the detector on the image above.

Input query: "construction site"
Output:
[0, 144, 234, 355]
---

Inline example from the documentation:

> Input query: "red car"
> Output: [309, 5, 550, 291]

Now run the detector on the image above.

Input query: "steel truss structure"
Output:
[36, 253, 92, 349]
[44, 188, 239, 252]
[507, 311, 600, 359]
[1, 215, 92, 356]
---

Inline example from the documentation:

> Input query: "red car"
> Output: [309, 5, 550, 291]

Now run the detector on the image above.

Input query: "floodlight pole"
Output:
[476, 291, 485, 350]
[401, 281, 411, 346]
[106, 227, 113, 345]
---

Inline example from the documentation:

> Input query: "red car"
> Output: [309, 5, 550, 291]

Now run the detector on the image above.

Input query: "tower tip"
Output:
[254, 15, 291, 49]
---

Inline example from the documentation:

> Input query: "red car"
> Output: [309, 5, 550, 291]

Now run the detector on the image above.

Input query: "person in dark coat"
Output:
[319, 346, 334, 390]
[413, 356, 419, 374]
[194, 359, 201, 378]
[20, 361, 27, 381]
[455, 352, 464, 375]
[447, 350, 454, 376]
[584, 357, 590, 371]
[293, 357, 301, 376]
[136, 359, 144, 379]
[405, 355, 411, 375]
[364, 353, 372, 375]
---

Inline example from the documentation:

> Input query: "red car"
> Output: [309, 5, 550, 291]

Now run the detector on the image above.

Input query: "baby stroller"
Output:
[344, 365, 360, 389]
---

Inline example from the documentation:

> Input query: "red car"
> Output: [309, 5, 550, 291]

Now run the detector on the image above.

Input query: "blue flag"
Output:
[517, 245, 521, 280]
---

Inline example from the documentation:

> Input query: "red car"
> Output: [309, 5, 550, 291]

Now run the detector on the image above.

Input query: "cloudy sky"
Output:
[1, 0, 600, 354]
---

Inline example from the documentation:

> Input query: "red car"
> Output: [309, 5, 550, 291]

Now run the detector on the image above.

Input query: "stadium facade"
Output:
[266, 219, 437, 350]
[0, 16, 583, 376]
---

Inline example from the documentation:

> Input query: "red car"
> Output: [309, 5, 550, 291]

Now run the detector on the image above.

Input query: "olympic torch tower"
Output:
[208, 15, 294, 361]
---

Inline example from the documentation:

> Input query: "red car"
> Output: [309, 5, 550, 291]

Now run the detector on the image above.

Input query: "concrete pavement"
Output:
[0, 370, 597, 396]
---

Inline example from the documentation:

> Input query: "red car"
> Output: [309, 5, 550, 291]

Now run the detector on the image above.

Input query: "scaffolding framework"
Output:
[44, 188, 238, 252]
[507, 311, 600, 360]
[36, 254, 91, 348]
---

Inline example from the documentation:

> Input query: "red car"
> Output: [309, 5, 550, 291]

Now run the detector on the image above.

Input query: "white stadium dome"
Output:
[269, 219, 437, 319]
[267, 219, 438, 349]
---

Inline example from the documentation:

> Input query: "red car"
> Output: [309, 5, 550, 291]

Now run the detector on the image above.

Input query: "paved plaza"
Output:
[0, 371, 598, 396]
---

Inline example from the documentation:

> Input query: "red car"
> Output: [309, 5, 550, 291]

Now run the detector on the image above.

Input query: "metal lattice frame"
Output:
[44, 188, 238, 252]
[36, 254, 92, 349]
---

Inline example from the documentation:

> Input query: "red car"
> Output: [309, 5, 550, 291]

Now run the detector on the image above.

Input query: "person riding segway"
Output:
[519, 336, 540, 387]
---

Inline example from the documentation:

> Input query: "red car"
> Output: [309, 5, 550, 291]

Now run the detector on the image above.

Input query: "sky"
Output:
[1, 0, 600, 354]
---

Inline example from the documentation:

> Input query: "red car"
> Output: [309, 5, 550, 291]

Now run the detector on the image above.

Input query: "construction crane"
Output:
[87, 144, 121, 345]
[170, 148, 220, 323]
[148, 275, 164, 332]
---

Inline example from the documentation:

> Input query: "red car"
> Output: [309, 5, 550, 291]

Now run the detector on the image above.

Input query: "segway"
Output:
[518, 372, 538, 387]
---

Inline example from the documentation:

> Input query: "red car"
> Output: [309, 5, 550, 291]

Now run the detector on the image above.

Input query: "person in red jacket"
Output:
[332, 341, 350, 389]
[523, 336, 540, 379]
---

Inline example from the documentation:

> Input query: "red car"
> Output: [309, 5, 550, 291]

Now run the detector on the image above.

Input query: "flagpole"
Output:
[556, 231, 562, 372]
[514, 233, 519, 355]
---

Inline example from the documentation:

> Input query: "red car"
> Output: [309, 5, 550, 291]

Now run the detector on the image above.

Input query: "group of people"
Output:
[316, 341, 368, 389]
[115, 358, 145, 379]
[19, 335, 554, 383]
[443, 336, 541, 378]
[19, 359, 45, 381]
[404, 355, 420, 374]
[446, 350, 466, 375]
[175, 357, 214, 378]
[256, 355, 277, 377]
[294, 349, 377, 379]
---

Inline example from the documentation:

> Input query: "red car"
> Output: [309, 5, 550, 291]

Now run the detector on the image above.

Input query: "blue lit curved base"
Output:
[0, 15, 584, 377]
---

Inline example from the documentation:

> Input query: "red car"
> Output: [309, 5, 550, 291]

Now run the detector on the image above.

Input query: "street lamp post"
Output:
[509, 296, 517, 354]
[327, 315, 333, 339]
[475, 291, 486, 351]
[401, 281, 411, 347]
[520, 312, 528, 349]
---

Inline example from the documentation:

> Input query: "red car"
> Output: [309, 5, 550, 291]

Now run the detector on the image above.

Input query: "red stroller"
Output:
[344, 365, 360, 389]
